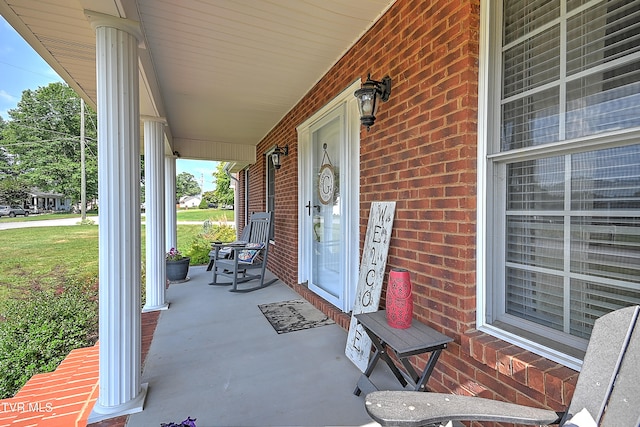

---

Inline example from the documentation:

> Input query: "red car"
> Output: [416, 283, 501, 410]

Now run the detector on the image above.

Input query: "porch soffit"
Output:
[0, 0, 396, 164]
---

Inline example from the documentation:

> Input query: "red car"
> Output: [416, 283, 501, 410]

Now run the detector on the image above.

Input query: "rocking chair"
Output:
[209, 211, 277, 293]
[206, 222, 251, 271]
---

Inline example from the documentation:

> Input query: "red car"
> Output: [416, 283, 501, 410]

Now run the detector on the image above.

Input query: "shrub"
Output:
[186, 221, 236, 265]
[0, 276, 98, 398]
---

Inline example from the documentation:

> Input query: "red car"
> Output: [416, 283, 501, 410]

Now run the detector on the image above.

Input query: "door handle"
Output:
[305, 202, 321, 216]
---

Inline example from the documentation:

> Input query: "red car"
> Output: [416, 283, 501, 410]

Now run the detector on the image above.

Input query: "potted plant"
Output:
[166, 247, 190, 282]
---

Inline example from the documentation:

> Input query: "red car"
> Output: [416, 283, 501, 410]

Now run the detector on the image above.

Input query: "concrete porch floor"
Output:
[126, 265, 402, 427]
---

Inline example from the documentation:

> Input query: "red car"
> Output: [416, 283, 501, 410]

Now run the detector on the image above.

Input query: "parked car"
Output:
[0, 205, 29, 217]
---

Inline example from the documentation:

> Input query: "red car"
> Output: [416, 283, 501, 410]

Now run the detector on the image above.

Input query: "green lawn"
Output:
[0, 208, 234, 224]
[176, 208, 234, 222]
[0, 222, 207, 303]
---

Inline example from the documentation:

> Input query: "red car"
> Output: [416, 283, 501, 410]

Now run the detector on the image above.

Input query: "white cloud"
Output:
[0, 89, 17, 103]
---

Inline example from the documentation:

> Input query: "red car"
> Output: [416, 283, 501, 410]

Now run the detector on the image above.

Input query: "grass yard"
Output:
[0, 223, 207, 303]
[175, 208, 234, 222]
[0, 209, 234, 226]
[0, 226, 99, 301]
[0, 213, 230, 398]
[0, 208, 234, 224]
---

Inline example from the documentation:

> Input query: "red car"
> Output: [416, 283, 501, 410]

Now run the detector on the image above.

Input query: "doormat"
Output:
[258, 299, 335, 334]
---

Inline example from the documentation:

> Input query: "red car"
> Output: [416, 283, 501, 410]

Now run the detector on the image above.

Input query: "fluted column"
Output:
[85, 10, 147, 423]
[143, 117, 168, 312]
[165, 155, 177, 251]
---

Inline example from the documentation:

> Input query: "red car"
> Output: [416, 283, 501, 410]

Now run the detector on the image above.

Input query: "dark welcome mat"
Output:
[258, 299, 335, 334]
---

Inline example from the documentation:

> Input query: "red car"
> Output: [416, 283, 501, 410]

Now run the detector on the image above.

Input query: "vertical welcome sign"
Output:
[345, 201, 396, 372]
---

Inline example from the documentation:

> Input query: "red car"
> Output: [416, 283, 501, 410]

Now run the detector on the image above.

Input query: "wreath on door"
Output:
[317, 143, 336, 205]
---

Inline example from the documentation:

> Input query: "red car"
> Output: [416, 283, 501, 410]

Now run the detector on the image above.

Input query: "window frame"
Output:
[477, 0, 640, 371]
[265, 148, 276, 242]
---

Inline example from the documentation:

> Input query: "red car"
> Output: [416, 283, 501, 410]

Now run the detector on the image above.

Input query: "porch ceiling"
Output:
[0, 0, 395, 168]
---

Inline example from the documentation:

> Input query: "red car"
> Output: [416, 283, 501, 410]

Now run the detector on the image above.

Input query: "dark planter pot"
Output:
[166, 257, 190, 282]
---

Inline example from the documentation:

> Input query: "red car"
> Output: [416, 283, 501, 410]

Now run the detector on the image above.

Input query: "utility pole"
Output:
[80, 98, 86, 221]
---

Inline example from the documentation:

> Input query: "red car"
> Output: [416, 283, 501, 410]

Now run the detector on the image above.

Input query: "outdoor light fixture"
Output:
[354, 73, 392, 130]
[271, 144, 289, 170]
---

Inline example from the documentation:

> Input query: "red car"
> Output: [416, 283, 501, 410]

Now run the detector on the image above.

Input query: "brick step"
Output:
[0, 344, 100, 427]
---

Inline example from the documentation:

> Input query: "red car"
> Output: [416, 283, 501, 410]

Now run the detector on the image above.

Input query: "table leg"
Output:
[400, 357, 420, 385]
[353, 346, 382, 396]
[367, 335, 408, 389]
[415, 348, 443, 391]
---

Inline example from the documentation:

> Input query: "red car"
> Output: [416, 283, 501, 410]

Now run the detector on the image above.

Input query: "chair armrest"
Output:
[365, 391, 562, 427]
[210, 240, 247, 248]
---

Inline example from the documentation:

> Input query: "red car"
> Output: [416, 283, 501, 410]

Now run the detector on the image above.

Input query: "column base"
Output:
[88, 382, 148, 424]
[142, 302, 170, 313]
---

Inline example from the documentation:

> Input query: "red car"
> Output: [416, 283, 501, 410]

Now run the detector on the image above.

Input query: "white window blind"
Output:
[505, 145, 640, 340]
[487, 0, 640, 355]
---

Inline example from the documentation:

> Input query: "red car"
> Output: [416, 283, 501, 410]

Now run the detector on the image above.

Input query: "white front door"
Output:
[297, 81, 361, 312]
[310, 111, 343, 306]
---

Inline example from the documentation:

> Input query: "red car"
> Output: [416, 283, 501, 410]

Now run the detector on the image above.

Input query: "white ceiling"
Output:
[0, 0, 395, 165]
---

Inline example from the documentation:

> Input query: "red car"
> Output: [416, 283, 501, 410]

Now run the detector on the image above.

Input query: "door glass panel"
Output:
[311, 115, 342, 300]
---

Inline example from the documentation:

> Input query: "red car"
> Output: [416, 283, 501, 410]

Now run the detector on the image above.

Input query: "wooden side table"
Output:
[353, 310, 452, 396]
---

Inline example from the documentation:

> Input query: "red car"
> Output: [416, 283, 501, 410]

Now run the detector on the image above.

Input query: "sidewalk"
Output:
[0, 217, 217, 230]
[0, 216, 98, 230]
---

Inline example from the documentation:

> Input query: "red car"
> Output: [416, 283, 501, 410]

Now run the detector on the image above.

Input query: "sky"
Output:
[0, 16, 217, 192]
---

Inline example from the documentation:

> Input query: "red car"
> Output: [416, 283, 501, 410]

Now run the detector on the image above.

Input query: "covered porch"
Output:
[0, 2, 401, 419]
[122, 266, 396, 427]
[4, 0, 639, 425]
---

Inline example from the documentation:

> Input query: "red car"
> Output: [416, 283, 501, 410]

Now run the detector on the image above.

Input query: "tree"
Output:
[0, 176, 28, 205]
[0, 118, 11, 176]
[0, 83, 98, 205]
[176, 172, 201, 200]
[201, 190, 216, 207]
[213, 162, 234, 206]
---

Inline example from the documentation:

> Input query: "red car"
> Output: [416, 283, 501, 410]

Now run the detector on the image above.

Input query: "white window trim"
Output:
[265, 148, 276, 244]
[477, 0, 640, 372]
[296, 79, 361, 311]
[265, 146, 276, 212]
[475, 0, 588, 371]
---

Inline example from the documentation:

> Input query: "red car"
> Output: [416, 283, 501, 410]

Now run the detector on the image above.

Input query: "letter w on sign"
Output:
[345, 201, 396, 372]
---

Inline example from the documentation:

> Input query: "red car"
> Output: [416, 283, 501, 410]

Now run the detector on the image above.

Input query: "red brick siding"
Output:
[236, 170, 247, 234]
[239, 0, 577, 416]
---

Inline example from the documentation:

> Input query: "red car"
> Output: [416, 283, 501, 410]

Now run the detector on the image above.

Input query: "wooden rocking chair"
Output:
[365, 305, 640, 427]
[209, 211, 277, 293]
[206, 222, 251, 271]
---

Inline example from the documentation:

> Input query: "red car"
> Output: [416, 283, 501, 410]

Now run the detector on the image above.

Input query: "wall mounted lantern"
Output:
[354, 73, 392, 130]
[271, 144, 289, 170]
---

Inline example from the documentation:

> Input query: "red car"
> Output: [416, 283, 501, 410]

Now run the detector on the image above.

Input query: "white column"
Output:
[143, 117, 168, 312]
[165, 155, 177, 251]
[85, 10, 147, 423]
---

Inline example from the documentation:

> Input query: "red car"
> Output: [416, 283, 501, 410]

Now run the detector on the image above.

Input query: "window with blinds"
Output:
[487, 0, 640, 356]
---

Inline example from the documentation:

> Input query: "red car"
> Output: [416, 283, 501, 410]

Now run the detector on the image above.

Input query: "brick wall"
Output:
[240, 0, 577, 417]
[236, 170, 247, 233]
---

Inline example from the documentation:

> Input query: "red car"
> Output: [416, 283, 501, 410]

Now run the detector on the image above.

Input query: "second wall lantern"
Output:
[271, 144, 289, 170]
[354, 73, 392, 130]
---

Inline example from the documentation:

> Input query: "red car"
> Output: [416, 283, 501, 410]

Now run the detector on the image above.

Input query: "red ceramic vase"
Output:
[386, 268, 413, 329]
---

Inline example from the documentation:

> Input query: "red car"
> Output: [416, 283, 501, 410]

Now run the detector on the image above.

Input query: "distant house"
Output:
[29, 189, 71, 213]
[179, 195, 201, 209]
